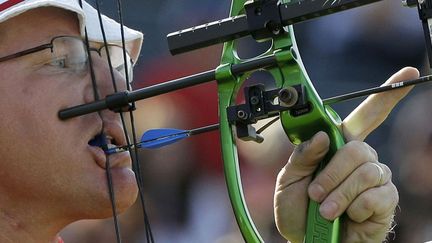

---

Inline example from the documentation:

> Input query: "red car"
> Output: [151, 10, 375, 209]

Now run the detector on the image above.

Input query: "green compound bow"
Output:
[59, 0, 432, 242]
[214, 2, 345, 242]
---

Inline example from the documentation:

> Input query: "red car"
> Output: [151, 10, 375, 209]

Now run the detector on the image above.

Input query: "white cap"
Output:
[0, 0, 143, 62]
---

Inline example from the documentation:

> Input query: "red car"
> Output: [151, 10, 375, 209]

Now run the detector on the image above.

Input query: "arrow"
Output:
[322, 74, 432, 105]
[104, 74, 432, 155]
[105, 124, 219, 154]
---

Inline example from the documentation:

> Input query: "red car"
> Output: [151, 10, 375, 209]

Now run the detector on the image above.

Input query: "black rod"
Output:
[128, 69, 216, 101]
[323, 75, 432, 105]
[189, 123, 220, 136]
[58, 69, 215, 119]
[58, 55, 278, 120]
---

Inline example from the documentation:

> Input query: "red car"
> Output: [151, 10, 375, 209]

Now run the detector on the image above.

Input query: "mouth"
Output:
[87, 127, 131, 169]
[88, 133, 119, 152]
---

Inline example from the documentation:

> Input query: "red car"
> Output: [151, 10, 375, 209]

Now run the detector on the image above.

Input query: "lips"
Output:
[87, 122, 131, 169]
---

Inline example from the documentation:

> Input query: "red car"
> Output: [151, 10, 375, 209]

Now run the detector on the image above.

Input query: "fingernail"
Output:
[309, 184, 325, 202]
[320, 201, 338, 220]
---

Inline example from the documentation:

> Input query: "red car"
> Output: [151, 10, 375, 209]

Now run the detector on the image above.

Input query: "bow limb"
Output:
[216, 1, 262, 241]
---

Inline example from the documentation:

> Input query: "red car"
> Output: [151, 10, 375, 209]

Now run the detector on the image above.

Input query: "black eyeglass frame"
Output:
[0, 39, 55, 63]
[0, 35, 134, 73]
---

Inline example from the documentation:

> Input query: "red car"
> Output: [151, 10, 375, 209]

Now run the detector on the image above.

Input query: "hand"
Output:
[274, 67, 419, 243]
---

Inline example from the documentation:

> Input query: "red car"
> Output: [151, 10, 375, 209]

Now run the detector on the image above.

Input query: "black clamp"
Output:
[244, 0, 284, 41]
[227, 84, 309, 143]
[105, 91, 136, 113]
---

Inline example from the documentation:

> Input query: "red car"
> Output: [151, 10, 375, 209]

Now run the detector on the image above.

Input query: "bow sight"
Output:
[167, 0, 384, 54]
[59, 0, 432, 243]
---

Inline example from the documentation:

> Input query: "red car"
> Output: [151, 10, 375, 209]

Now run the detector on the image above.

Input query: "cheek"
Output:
[0, 79, 98, 197]
[0, 73, 90, 162]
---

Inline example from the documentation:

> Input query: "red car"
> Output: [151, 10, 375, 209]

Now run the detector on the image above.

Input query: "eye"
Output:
[46, 56, 88, 74]
[49, 58, 67, 68]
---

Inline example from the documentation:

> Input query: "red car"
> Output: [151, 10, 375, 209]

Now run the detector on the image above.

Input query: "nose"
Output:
[85, 53, 130, 140]
[84, 53, 129, 103]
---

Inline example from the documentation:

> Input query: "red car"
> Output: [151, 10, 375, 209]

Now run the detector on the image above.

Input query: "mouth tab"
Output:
[88, 133, 107, 147]
[89, 133, 130, 155]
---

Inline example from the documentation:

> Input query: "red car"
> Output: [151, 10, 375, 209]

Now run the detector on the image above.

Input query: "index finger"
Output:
[342, 67, 419, 142]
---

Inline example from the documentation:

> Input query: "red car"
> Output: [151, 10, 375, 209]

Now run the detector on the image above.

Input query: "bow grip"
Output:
[306, 107, 344, 243]
[281, 100, 345, 243]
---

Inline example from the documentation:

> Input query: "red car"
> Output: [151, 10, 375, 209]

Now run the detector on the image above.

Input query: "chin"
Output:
[111, 167, 139, 213]
[83, 167, 139, 219]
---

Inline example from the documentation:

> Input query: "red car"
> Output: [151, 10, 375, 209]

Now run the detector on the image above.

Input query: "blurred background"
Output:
[61, 0, 432, 242]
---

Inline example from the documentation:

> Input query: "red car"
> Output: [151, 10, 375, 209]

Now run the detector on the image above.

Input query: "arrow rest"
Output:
[227, 84, 308, 143]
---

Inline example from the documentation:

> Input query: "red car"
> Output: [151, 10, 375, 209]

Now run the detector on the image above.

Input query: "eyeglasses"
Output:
[0, 36, 134, 81]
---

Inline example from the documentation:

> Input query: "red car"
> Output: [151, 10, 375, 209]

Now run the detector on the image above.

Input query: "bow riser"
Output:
[217, 0, 345, 242]
[281, 27, 345, 242]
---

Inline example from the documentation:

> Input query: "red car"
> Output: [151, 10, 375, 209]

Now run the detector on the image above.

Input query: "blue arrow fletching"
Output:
[140, 128, 189, 149]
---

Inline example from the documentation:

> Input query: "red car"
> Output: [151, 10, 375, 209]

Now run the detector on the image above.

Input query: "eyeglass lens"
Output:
[52, 36, 133, 81]
[99, 45, 134, 81]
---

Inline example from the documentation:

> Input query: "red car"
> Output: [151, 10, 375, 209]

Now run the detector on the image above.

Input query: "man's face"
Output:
[0, 7, 138, 222]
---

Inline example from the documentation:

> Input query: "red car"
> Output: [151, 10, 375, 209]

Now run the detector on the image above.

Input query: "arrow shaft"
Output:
[105, 124, 220, 155]
[189, 124, 219, 136]
[323, 75, 432, 105]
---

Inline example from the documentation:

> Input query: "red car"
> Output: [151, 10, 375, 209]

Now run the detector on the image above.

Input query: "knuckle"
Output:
[360, 193, 376, 212]
[329, 197, 349, 215]
[380, 163, 392, 181]
[342, 142, 361, 162]
[319, 171, 341, 191]
[330, 189, 354, 208]
[359, 163, 378, 185]
[344, 141, 378, 163]
[346, 207, 364, 223]
[343, 140, 362, 155]
[366, 143, 379, 160]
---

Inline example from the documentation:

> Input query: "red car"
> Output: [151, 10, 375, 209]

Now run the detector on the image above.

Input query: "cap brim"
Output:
[0, 0, 143, 63]
[83, 1, 143, 63]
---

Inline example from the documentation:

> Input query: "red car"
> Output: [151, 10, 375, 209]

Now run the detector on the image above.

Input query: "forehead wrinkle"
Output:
[0, 7, 80, 56]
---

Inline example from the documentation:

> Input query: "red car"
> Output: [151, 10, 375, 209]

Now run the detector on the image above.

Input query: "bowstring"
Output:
[113, 0, 155, 241]
[92, 1, 125, 242]
[94, 0, 154, 242]
[76, 0, 122, 242]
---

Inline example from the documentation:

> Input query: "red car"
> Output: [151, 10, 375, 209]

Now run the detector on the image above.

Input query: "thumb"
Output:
[279, 132, 330, 185]
[343, 67, 419, 142]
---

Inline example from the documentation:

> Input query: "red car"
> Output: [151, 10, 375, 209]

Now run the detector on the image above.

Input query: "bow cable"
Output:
[94, 0, 154, 242]
[93, 1, 125, 242]
[113, 0, 155, 241]
[77, 0, 123, 242]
